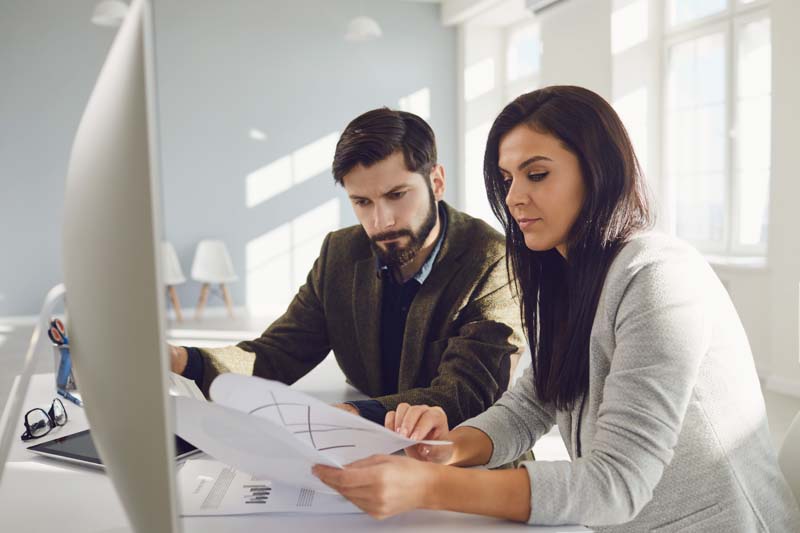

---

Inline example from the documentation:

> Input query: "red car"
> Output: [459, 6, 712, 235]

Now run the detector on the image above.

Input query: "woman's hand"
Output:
[312, 455, 440, 519]
[385, 403, 454, 463]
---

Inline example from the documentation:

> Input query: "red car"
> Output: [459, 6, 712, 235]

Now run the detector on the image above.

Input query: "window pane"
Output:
[666, 32, 727, 247]
[506, 24, 541, 83]
[669, 0, 727, 27]
[611, 0, 648, 55]
[734, 18, 771, 248]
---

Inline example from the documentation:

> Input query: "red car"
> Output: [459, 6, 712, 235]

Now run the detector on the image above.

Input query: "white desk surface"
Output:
[0, 360, 587, 533]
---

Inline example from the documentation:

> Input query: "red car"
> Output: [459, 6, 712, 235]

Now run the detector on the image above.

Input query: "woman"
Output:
[313, 86, 800, 531]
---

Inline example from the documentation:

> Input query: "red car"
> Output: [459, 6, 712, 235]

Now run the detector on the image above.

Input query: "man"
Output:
[171, 108, 524, 428]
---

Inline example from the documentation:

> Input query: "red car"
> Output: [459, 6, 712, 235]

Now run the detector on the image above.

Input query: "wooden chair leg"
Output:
[221, 283, 234, 318]
[196, 283, 210, 319]
[167, 285, 183, 322]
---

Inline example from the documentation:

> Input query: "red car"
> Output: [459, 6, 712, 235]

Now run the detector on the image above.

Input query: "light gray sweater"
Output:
[460, 233, 800, 532]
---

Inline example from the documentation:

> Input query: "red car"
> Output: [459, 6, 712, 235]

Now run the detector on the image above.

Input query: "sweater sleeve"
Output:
[457, 361, 556, 468]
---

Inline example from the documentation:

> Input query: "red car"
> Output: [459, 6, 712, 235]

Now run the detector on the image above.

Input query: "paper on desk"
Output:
[211, 374, 450, 465]
[173, 374, 450, 492]
[174, 396, 338, 492]
[169, 372, 206, 401]
[178, 458, 361, 516]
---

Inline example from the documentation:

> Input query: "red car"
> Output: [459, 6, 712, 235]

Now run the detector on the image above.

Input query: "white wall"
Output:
[539, 0, 612, 98]
[0, 0, 458, 317]
[764, 0, 800, 394]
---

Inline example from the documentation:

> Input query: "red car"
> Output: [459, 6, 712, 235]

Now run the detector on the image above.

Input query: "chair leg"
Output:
[221, 283, 234, 318]
[196, 283, 210, 319]
[167, 285, 183, 322]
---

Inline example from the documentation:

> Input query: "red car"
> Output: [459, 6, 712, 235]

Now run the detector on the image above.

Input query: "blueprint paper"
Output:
[174, 396, 338, 492]
[210, 373, 450, 466]
[169, 372, 206, 401]
[173, 374, 450, 492]
[178, 458, 361, 516]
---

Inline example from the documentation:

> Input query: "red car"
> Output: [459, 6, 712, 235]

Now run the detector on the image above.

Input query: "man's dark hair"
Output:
[332, 108, 437, 185]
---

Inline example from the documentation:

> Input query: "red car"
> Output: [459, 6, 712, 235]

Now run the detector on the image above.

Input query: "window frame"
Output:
[661, 0, 771, 256]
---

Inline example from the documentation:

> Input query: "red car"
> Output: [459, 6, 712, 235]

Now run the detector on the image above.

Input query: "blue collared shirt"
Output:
[351, 203, 448, 424]
[376, 203, 447, 285]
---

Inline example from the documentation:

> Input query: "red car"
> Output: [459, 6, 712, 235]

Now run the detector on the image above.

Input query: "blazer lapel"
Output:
[398, 256, 465, 390]
[353, 256, 383, 396]
[398, 202, 469, 391]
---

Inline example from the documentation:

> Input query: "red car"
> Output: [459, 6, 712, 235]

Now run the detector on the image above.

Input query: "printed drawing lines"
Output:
[247, 392, 375, 453]
[306, 405, 316, 450]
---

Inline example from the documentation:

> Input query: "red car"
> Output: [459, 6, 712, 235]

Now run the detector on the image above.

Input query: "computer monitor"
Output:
[61, 0, 179, 531]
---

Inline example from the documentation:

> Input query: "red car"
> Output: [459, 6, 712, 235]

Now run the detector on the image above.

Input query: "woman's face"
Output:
[498, 124, 586, 257]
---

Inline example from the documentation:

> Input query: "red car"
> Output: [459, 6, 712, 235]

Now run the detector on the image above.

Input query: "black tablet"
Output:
[27, 429, 200, 469]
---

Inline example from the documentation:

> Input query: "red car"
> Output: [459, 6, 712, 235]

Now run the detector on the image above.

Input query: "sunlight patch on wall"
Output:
[398, 87, 431, 120]
[245, 199, 341, 316]
[611, 0, 649, 56]
[246, 132, 340, 208]
[464, 57, 495, 102]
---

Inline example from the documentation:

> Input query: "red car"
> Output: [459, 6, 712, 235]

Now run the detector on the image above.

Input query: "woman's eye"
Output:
[388, 191, 406, 200]
[528, 172, 548, 182]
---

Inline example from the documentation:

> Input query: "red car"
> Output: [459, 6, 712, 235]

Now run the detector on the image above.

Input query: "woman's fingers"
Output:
[409, 408, 446, 441]
[405, 441, 454, 464]
[393, 403, 410, 432]
[312, 464, 376, 490]
[384, 410, 396, 431]
[396, 405, 429, 438]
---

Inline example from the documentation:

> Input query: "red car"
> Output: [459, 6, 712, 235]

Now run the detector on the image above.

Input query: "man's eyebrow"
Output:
[348, 183, 412, 200]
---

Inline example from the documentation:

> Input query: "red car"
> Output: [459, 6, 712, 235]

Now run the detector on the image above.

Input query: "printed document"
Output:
[174, 374, 449, 492]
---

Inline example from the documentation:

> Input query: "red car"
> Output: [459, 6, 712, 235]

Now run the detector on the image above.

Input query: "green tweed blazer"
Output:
[197, 202, 525, 427]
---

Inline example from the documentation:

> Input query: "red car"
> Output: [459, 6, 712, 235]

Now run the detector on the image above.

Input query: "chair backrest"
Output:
[779, 410, 800, 506]
[190, 239, 238, 283]
[161, 241, 185, 285]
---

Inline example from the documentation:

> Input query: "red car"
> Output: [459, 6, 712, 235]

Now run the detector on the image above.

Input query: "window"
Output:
[664, 0, 770, 255]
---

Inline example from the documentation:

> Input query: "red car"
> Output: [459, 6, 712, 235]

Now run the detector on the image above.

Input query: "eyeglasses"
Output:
[20, 398, 68, 441]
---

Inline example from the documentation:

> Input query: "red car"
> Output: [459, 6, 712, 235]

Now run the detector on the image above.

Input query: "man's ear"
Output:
[429, 164, 446, 201]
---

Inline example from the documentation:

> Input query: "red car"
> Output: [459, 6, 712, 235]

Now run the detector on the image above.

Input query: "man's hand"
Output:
[169, 344, 188, 374]
[333, 403, 360, 416]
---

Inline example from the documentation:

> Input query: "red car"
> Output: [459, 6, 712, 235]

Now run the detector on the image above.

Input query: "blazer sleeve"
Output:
[196, 234, 333, 397]
[371, 256, 526, 427]
[519, 251, 710, 526]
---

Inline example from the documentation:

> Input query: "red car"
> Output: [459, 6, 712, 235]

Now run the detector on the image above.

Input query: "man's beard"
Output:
[370, 188, 438, 268]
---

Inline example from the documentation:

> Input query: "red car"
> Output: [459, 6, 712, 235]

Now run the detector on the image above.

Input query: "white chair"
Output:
[779, 410, 800, 506]
[190, 239, 237, 319]
[161, 241, 186, 322]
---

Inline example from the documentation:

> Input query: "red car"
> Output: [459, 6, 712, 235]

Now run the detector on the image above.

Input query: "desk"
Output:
[0, 366, 587, 532]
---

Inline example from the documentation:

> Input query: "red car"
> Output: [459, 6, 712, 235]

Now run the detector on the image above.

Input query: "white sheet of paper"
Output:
[174, 396, 338, 492]
[173, 374, 451, 492]
[178, 458, 361, 516]
[169, 372, 206, 401]
[210, 373, 450, 466]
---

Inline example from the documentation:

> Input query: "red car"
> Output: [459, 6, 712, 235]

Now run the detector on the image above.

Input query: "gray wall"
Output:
[0, 0, 457, 316]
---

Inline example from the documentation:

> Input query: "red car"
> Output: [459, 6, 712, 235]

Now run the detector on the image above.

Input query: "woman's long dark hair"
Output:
[484, 86, 653, 410]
